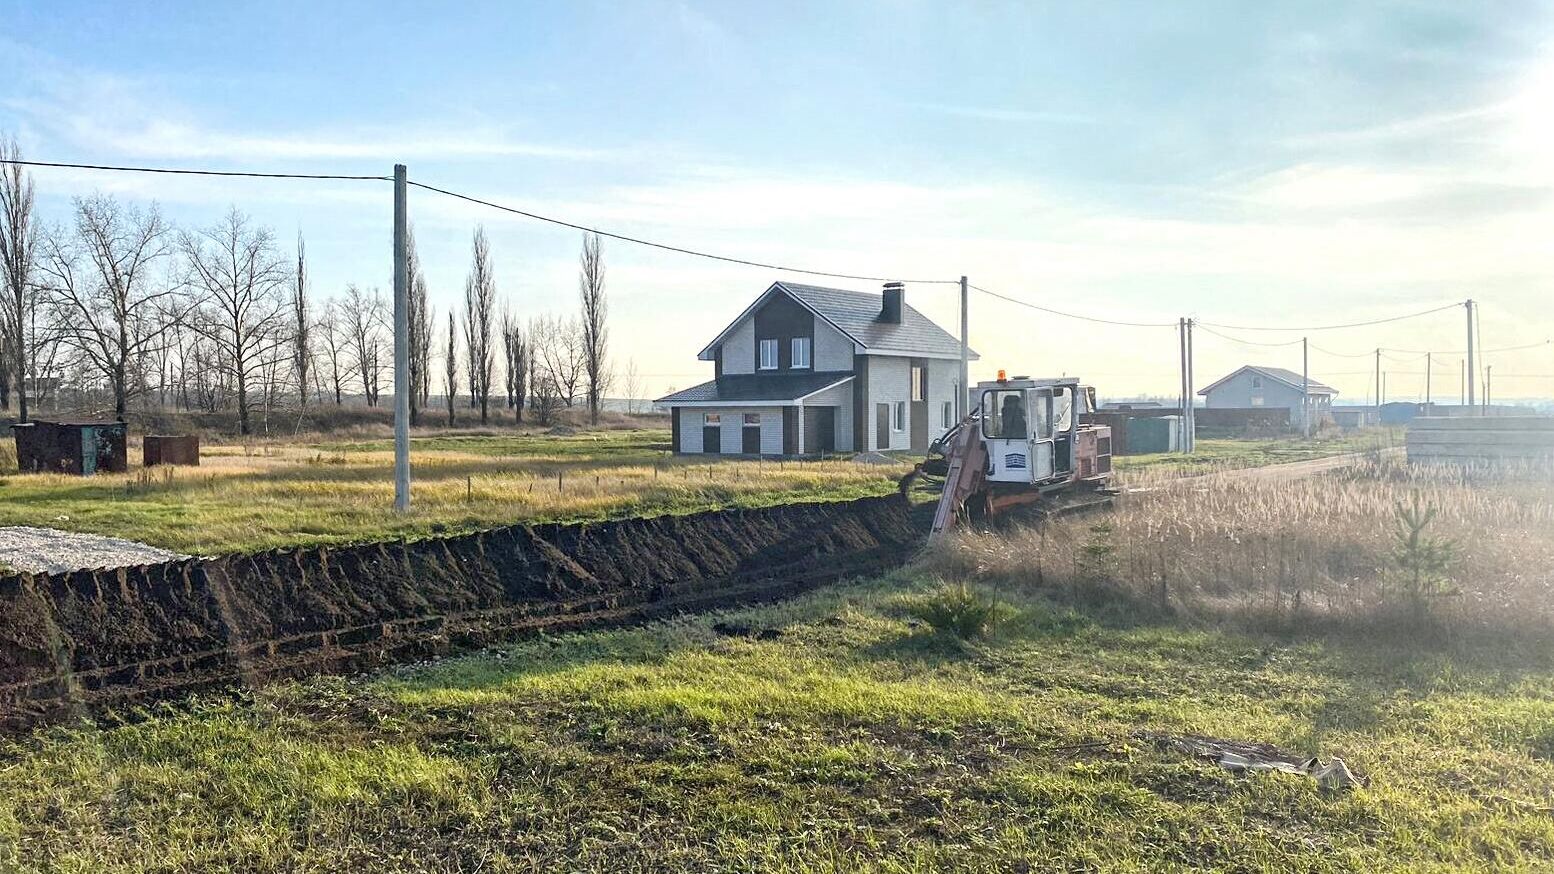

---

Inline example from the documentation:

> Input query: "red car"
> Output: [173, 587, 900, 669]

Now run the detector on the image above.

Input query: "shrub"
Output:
[904, 582, 1012, 641]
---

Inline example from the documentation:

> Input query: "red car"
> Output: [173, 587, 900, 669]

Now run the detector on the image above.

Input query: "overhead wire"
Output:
[1197, 301, 1461, 331]
[407, 179, 961, 285]
[967, 284, 1177, 328]
[0, 158, 390, 181]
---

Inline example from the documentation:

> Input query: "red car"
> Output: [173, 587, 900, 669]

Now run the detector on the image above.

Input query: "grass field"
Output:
[0, 430, 908, 554]
[4, 573, 1553, 871]
[2, 459, 1552, 870]
[0, 425, 1396, 557]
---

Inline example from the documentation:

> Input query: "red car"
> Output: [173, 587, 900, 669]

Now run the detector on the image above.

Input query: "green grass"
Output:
[5, 575, 1553, 871]
[0, 430, 908, 555]
[1115, 426, 1403, 474]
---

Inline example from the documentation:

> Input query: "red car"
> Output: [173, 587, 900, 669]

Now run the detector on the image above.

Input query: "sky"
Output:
[1, 0, 1552, 403]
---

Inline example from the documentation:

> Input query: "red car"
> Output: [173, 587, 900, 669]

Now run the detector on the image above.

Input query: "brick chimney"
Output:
[881, 281, 904, 324]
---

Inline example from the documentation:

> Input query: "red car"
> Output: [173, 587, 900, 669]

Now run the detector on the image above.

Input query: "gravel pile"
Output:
[0, 526, 190, 575]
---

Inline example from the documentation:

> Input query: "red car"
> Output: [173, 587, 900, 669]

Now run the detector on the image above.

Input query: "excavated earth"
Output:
[0, 496, 926, 730]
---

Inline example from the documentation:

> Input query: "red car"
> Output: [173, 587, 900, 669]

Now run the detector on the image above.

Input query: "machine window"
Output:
[982, 390, 1028, 438]
[1053, 390, 1073, 433]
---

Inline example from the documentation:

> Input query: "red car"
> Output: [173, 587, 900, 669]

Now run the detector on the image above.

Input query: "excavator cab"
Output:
[979, 377, 1083, 485]
[906, 373, 1113, 541]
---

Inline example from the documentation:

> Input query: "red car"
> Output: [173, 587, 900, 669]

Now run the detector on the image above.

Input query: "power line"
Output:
[1197, 301, 1461, 332]
[1309, 343, 1378, 359]
[967, 284, 1176, 328]
[407, 178, 959, 285]
[1195, 324, 1304, 348]
[0, 157, 390, 181]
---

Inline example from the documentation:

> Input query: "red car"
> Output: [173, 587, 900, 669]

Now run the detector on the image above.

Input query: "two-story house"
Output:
[656, 281, 976, 456]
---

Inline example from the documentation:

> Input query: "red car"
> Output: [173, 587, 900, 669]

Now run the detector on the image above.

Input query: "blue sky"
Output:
[2, 0, 1552, 400]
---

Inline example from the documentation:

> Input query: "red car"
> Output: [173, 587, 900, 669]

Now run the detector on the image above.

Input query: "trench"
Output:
[0, 495, 926, 730]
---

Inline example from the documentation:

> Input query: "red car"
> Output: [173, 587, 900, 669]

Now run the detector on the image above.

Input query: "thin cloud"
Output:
[910, 101, 1096, 125]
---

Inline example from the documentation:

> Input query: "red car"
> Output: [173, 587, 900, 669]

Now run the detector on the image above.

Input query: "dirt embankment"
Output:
[0, 496, 921, 730]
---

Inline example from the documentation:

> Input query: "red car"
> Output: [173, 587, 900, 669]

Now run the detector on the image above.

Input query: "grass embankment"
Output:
[4, 575, 1554, 871]
[0, 431, 908, 555]
[1114, 426, 1402, 474]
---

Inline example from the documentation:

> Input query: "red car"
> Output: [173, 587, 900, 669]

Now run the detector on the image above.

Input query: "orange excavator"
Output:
[901, 374, 1115, 540]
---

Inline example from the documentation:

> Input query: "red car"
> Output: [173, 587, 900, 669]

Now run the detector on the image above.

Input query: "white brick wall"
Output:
[814, 320, 854, 372]
[801, 380, 854, 453]
[865, 356, 911, 451]
[677, 407, 783, 455]
[721, 320, 755, 374]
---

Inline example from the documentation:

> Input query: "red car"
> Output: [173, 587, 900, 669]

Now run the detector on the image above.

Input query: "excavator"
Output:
[900, 372, 1116, 540]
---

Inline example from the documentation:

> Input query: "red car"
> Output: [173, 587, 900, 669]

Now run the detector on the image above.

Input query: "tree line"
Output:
[0, 139, 618, 434]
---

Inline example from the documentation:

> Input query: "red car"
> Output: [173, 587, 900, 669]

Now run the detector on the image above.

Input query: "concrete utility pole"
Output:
[393, 164, 411, 512]
[959, 275, 969, 420]
[1302, 337, 1310, 438]
[1460, 359, 1466, 406]
[1186, 318, 1196, 452]
[1178, 318, 1188, 452]
[1485, 365, 1493, 411]
[1425, 352, 1432, 406]
[1465, 299, 1477, 412]
[1374, 348, 1381, 419]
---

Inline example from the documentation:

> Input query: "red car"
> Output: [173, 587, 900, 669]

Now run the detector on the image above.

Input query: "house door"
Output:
[742, 422, 761, 454]
[702, 421, 721, 454]
[875, 404, 890, 450]
[813, 407, 836, 454]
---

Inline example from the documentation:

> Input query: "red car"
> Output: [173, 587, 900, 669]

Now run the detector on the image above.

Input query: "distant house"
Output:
[655, 281, 976, 456]
[1198, 365, 1336, 429]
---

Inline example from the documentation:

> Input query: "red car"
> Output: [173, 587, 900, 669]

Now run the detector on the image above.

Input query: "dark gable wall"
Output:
[753, 293, 814, 371]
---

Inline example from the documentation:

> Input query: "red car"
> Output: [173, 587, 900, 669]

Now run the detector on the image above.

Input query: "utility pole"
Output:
[1460, 359, 1466, 406]
[1425, 352, 1432, 407]
[392, 164, 411, 512]
[1374, 347, 1381, 423]
[1177, 318, 1188, 452]
[959, 275, 969, 420]
[1185, 318, 1196, 452]
[1302, 337, 1310, 438]
[1465, 299, 1477, 412]
[1485, 365, 1493, 411]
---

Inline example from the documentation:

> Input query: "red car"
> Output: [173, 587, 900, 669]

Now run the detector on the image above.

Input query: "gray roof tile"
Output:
[776, 282, 974, 358]
[657, 372, 853, 405]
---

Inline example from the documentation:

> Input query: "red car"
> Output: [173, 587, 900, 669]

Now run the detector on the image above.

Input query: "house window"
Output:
[704, 413, 721, 425]
[791, 337, 811, 369]
[758, 339, 778, 370]
[892, 401, 906, 432]
[911, 366, 925, 401]
[1252, 377, 1263, 388]
[943, 401, 953, 428]
[743, 413, 761, 426]
[1251, 397, 1264, 407]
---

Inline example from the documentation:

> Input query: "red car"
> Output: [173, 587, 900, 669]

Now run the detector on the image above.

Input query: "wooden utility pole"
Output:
[393, 164, 411, 512]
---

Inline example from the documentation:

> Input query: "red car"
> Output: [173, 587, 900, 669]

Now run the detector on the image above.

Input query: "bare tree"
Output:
[406, 224, 433, 426]
[180, 208, 291, 434]
[531, 313, 583, 408]
[342, 284, 386, 406]
[318, 298, 348, 405]
[619, 358, 642, 416]
[502, 308, 528, 424]
[39, 195, 179, 420]
[0, 137, 37, 420]
[578, 232, 609, 425]
[292, 232, 311, 408]
[463, 226, 496, 423]
[444, 310, 458, 427]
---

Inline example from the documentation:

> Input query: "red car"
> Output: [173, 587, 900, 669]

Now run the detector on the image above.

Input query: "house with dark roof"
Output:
[655, 281, 976, 456]
[1198, 365, 1338, 429]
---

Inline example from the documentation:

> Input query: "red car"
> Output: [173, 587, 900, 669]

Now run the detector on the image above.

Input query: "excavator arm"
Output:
[927, 415, 987, 541]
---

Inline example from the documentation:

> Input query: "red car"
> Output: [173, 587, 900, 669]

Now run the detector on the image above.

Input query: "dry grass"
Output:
[0, 430, 909, 554]
[934, 456, 1554, 634]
